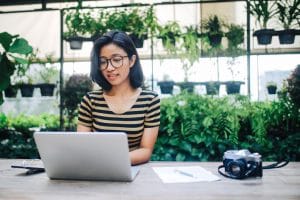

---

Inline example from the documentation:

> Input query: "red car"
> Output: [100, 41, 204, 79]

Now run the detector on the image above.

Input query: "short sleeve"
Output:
[144, 93, 160, 128]
[77, 93, 93, 128]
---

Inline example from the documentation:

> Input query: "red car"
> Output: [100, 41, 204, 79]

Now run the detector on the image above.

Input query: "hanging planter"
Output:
[276, 0, 300, 45]
[253, 29, 275, 45]
[277, 29, 297, 44]
[177, 82, 195, 93]
[4, 85, 19, 98]
[208, 33, 223, 47]
[65, 36, 88, 50]
[267, 85, 277, 94]
[204, 81, 220, 95]
[129, 34, 147, 48]
[157, 81, 175, 94]
[19, 84, 35, 97]
[225, 81, 242, 95]
[38, 83, 56, 96]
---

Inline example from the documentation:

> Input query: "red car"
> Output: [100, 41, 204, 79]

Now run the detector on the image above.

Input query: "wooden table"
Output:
[0, 159, 299, 200]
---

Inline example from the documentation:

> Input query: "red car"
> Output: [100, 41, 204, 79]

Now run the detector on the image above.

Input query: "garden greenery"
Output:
[0, 93, 299, 161]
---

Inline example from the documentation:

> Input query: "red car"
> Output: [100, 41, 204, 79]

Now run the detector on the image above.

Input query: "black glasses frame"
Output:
[99, 55, 128, 71]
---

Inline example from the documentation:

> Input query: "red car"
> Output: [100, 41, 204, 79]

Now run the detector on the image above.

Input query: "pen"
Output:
[174, 169, 195, 178]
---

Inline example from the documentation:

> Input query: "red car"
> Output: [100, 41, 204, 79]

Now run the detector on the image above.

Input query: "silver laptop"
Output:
[33, 131, 140, 181]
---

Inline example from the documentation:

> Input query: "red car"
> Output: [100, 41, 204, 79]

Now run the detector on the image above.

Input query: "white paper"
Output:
[152, 166, 220, 183]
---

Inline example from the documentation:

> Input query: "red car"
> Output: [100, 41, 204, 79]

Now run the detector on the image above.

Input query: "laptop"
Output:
[33, 131, 140, 181]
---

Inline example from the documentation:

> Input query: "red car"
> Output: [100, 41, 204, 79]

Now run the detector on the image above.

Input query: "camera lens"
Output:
[227, 160, 246, 179]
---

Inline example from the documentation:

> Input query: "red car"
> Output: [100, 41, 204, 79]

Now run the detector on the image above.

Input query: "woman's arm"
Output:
[129, 126, 159, 165]
[77, 124, 92, 132]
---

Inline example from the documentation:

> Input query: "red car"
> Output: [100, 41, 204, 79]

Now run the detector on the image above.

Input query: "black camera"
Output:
[221, 149, 262, 179]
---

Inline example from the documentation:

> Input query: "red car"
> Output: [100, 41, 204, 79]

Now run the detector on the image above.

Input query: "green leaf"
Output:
[175, 153, 186, 161]
[9, 38, 33, 55]
[169, 137, 179, 146]
[203, 116, 213, 128]
[10, 55, 28, 65]
[0, 32, 13, 51]
[194, 134, 204, 144]
[181, 141, 192, 153]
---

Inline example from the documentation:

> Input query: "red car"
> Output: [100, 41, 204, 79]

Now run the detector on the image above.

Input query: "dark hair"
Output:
[90, 30, 144, 91]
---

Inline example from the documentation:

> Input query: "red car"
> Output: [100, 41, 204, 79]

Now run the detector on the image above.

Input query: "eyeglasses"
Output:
[99, 55, 128, 71]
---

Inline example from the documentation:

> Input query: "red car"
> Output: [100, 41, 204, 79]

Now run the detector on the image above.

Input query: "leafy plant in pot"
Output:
[276, 0, 300, 44]
[0, 32, 33, 102]
[176, 26, 201, 94]
[126, 7, 151, 48]
[64, 9, 91, 50]
[35, 54, 59, 96]
[248, 0, 277, 45]
[202, 15, 224, 48]
[157, 74, 175, 95]
[157, 21, 182, 54]
[287, 64, 300, 108]
[266, 81, 277, 95]
[225, 58, 243, 95]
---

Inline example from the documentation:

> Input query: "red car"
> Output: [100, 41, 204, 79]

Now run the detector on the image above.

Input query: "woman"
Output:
[77, 31, 160, 165]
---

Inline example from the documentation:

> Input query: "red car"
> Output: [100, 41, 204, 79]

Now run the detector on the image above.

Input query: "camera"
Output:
[222, 149, 262, 179]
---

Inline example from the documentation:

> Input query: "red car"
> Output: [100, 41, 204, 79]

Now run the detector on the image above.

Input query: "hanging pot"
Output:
[267, 85, 277, 95]
[178, 82, 194, 93]
[20, 84, 35, 97]
[208, 33, 223, 47]
[4, 85, 18, 98]
[158, 81, 175, 94]
[204, 81, 220, 95]
[129, 33, 147, 48]
[277, 29, 296, 44]
[39, 83, 56, 96]
[253, 29, 275, 45]
[225, 81, 241, 94]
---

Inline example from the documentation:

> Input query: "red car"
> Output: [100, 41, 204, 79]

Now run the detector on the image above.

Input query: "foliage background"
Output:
[1, 92, 299, 161]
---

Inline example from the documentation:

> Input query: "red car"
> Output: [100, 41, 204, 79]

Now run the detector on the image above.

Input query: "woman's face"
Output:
[99, 43, 136, 87]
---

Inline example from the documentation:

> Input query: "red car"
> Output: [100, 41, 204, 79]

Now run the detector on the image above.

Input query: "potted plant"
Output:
[64, 9, 91, 50]
[287, 64, 300, 107]
[266, 81, 277, 94]
[202, 15, 224, 47]
[276, 0, 300, 44]
[157, 21, 182, 54]
[225, 23, 245, 56]
[35, 54, 59, 96]
[127, 8, 151, 48]
[204, 81, 220, 95]
[225, 58, 244, 95]
[248, 0, 278, 45]
[176, 26, 201, 94]
[157, 74, 175, 95]
[0, 32, 33, 103]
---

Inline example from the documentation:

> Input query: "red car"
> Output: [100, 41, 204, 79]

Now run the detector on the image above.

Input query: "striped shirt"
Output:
[77, 90, 160, 151]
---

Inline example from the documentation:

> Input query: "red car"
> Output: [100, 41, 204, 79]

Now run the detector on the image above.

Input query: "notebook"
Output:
[33, 131, 140, 181]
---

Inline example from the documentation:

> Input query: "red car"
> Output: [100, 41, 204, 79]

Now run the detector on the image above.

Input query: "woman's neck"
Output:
[105, 84, 138, 97]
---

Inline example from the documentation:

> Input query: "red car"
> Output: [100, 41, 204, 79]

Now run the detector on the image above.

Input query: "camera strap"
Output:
[218, 160, 289, 179]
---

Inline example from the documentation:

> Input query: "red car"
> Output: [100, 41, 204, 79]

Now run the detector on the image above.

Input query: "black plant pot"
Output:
[39, 83, 56, 96]
[253, 29, 275, 45]
[161, 32, 176, 47]
[277, 29, 296, 44]
[4, 85, 18, 98]
[204, 82, 220, 95]
[208, 33, 223, 47]
[65, 36, 88, 50]
[158, 81, 175, 94]
[267, 85, 277, 95]
[129, 34, 147, 48]
[20, 84, 35, 97]
[225, 81, 241, 95]
[178, 82, 194, 93]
